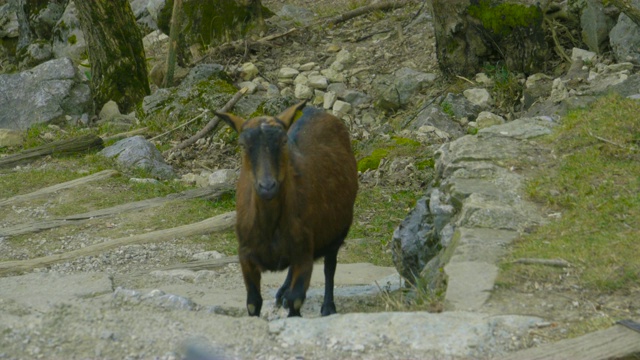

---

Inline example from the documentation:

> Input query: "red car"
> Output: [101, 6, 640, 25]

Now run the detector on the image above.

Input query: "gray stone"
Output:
[478, 117, 556, 140]
[294, 83, 313, 99]
[463, 88, 493, 107]
[406, 104, 465, 139]
[610, 11, 640, 65]
[320, 68, 345, 83]
[456, 193, 542, 231]
[276, 5, 316, 26]
[323, 91, 337, 110]
[475, 111, 505, 129]
[208, 169, 237, 187]
[237, 81, 258, 94]
[293, 73, 309, 85]
[298, 62, 316, 71]
[52, 1, 86, 64]
[307, 75, 328, 90]
[442, 93, 482, 122]
[0, 4, 19, 38]
[146, 0, 167, 24]
[100, 136, 176, 180]
[581, 0, 617, 53]
[22, 42, 53, 67]
[240, 62, 259, 81]
[335, 49, 354, 66]
[99, 100, 121, 122]
[571, 47, 597, 62]
[343, 89, 371, 107]
[269, 311, 541, 358]
[444, 261, 498, 311]
[523, 73, 553, 110]
[278, 67, 299, 79]
[332, 100, 352, 115]
[0, 58, 91, 130]
[0, 128, 24, 147]
[326, 82, 347, 98]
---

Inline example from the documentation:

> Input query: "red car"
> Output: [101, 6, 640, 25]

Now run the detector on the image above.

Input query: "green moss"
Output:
[357, 148, 390, 172]
[416, 158, 435, 170]
[392, 136, 420, 147]
[468, 0, 542, 36]
[68, 34, 77, 45]
[441, 101, 454, 117]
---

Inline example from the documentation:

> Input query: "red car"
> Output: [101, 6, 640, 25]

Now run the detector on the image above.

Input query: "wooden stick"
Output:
[0, 184, 233, 237]
[327, 0, 405, 26]
[0, 134, 104, 169]
[101, 127, 148, 143]
[513, 258, 571, 268]
[171, 87, 247, 151]
[0, 211, 236, 276]
[150, 110, 208, 141]
[0, 169, 119, 207]
[152, 256, 239, 272]
[588, 131, 636, 152]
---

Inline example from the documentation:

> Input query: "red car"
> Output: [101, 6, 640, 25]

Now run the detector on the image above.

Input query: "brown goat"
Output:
[217, 101, 358, 317]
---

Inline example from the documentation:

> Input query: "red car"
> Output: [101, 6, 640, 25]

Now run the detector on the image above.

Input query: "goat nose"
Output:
[259, 179, 276, 191]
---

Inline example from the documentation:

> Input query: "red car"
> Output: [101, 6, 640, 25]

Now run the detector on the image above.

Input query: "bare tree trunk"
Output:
[75, 0, 150, 114]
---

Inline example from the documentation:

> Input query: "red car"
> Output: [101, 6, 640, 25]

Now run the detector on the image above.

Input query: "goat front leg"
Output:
[275, 267, 293, 308]
[284, 258, 312, 317]
[240, 258, 262, 317]
[321, 246, 339, 316]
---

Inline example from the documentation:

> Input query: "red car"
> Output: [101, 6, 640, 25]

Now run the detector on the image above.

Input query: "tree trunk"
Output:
[157, 0, 269, 66]
[431, 0, 549, 76]
[75, 0, 150, 114]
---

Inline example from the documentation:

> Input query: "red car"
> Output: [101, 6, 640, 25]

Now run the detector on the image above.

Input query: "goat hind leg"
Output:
[321, 247, 338, 316]
[275, 267, 293, 308]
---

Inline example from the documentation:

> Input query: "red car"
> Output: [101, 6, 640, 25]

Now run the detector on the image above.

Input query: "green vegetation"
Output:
[499, 94, 640, 293]
[341, 187, 418, 267]
[356, 136, 427, 172]
[357, 148, 389, 172]
[484, 63, 522, 110]
[468, 0, 543, 36]
[441, 101, 454, 117]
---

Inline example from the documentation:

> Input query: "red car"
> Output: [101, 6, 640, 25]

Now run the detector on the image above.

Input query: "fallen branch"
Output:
[150, 110, 208, 141]
[327, 1, 406, 26]
[513, 258, 571, 268]
[0, 169, 118, 207]
[171, 87, 247, 151]
[0, 134, 104, 169]
[101, 127, 149, 143]
[0, 211, 236, 276]
[588, 131, 637, 152]
[153, 256, 239, 272]
[0, 184, 233, 237]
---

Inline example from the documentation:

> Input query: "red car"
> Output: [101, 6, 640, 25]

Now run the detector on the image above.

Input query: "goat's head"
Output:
[217, 101, 306, 200]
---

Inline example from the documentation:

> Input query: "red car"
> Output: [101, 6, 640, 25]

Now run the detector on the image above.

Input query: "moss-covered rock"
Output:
[468, 1, 543, 37]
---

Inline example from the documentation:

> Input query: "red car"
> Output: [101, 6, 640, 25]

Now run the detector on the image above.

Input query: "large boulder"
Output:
[610, 8, 640, 65]
[0, 57, 91, 130]
[100, 135, 176, 180]
[52, 1, 86, 64]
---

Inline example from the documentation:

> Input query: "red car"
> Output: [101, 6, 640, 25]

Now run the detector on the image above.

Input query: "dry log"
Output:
[101, 127, 149, 143]
[171, 87, 247, 151]
[0, 169, 119, 207]
[0, 211, 236, 276]
[327, 0, 406, 26]
[0, 184, 233, 237]
[499, 321, 640, 360]
[0, 134, 104, 169]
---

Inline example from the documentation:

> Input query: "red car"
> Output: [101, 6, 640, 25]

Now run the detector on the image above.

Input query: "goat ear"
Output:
[216, 112, 245, 133]
[277, 101, 306, 129]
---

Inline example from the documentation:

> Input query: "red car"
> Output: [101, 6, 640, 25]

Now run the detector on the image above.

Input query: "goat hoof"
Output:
[320, 303, 336, 316]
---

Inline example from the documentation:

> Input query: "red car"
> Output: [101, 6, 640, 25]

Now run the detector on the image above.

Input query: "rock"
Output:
[475, 73, 494, 87]
[278, 67, 299, 79]
[343, 90, 371, 107]
[610, 11, 640, 65]
[0, 4, 19, 38]
[0, 58, 91, 130]
[100, 136, 176, 180]
[240, 62, 259, 81]
[475, 111, 505, 129]
[276, 5, 316, 26]
[21, 42, 53, 68]
[298, 62, 316, 71]
[549, 78, 568, 103]
[99, 100, 122, 122]
[237, 81, 258, 94]
[52, 1, 86, 64]
[571, 47, 597, 62]
[146, 0, 167, 24]
[307, 75, 328, 90]
[391, 197, 437, 284]
[323, 91, 337, 110]
[293, 73, 309, 85]
[522, 73, 553, 110]
[326, 82, 347, 98]
[0, 129, 24, 148]
[208, 169, 237, 187]
[335, 49, 354, 66]
[326, 44, 341, 53]
[332, 100, 352, 115]
[406, 103, 465, 139]
[441, 93, 482, 122]
[294, 83, 313, 99]
[374, 68, 437, 110]
[320, 68, 345, 83]
[269, 310, 541, 358]
[312, 90, 325, 106]
[191, 251, 224, 261]
[463, 88, 493, 107]
[580, 0, 617, 53]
